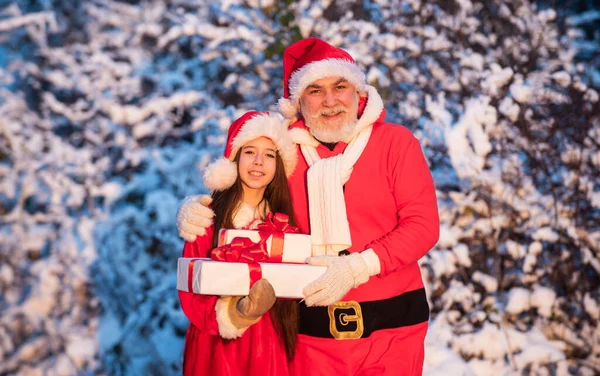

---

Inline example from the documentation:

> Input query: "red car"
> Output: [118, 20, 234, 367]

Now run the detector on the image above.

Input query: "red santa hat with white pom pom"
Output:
[277, 38, 367, 119]
[203, 111, 297, 191]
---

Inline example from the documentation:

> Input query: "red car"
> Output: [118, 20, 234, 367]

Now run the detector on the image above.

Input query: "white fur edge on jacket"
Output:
[203, 157, 237, 191]
[278, 58, 367, 119]
[215, 296, 248, 339]
[231, 201, 264, 229]
[289, 85, 384, 146]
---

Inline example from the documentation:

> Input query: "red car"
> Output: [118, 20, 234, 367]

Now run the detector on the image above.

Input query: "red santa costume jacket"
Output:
[287, 87, 440, 375]
[178, 203, 290, 376]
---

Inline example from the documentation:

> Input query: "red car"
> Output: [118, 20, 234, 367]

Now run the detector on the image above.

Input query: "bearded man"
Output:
[177, 38, 440, 375]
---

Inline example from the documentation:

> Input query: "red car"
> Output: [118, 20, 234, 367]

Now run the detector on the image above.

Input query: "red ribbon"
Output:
[210, 237, 268, 288]
[208, 212, 300, 288]
[211, 237, 270, 263]
[187, 258, 203, 292]
[257, 212, 300, 263]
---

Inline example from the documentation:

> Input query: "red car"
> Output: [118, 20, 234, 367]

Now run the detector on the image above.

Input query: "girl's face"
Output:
[238, 137, 277, 197]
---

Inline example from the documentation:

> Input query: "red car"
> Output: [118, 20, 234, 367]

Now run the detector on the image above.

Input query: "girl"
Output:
[178, 111, 299, 376]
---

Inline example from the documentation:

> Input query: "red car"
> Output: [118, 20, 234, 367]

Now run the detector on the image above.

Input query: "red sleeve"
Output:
[178, 227, 219, 335]
[367, 136, 440, 276]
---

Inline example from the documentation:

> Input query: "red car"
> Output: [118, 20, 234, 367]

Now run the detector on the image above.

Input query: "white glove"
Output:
[303, 249, 381, 307]
[176, 195, 215, 242]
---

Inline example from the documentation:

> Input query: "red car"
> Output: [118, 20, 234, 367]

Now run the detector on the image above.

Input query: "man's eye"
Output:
[336, 85, 347, 90]
[309, 89, 320, 94]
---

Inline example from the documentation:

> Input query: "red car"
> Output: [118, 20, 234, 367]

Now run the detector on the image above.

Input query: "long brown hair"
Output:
[210, 148, 299, 361]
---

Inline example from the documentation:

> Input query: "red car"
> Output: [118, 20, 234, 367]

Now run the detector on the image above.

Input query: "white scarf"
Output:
[290, 86, 384, 256]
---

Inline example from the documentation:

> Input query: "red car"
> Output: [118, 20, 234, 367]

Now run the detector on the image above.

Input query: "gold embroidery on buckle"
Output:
[327, 301, 364, 340]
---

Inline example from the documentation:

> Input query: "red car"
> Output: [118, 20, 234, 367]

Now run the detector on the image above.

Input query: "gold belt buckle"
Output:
[327, 301, 364, 340]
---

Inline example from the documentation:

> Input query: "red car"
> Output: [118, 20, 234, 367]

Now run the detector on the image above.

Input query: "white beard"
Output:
[301, 105, 359, 143]
[307, 117, 358, 143]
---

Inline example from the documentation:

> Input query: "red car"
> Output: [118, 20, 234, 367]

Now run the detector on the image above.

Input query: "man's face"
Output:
[299, 76, 360, 143]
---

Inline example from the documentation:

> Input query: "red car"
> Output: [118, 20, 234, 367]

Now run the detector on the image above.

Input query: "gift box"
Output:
[218, 229, 311, 263]
[177, 257, 326, 298]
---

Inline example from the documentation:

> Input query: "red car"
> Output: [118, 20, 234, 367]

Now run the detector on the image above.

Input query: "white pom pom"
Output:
[203, 157, 237, 191]
[277, 97, 298, 119]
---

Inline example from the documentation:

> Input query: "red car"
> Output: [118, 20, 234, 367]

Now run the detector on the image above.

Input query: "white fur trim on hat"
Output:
[277, 97, 298, 119]
[279, 59, 366, 119]
[230, 113, 297, 177]
[203, 157, 237, 191]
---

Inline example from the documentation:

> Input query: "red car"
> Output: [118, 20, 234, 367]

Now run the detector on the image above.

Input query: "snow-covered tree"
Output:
[0, 0, 598, 374]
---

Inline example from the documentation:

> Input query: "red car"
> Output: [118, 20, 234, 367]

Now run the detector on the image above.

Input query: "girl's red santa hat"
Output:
[277, 38, 367, 119]
[203, 111, 297, 191]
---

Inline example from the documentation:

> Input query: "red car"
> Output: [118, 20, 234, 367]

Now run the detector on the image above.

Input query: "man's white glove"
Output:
[176, 195, 215, 242]
[302, 249, 381, 307]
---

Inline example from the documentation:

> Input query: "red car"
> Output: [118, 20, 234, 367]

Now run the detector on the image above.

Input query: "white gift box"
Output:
[177, 257, 326, 298]
[218, 229, 311, 263]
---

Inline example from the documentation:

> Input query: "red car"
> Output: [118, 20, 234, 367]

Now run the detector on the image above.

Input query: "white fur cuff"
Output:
[215, 296, 248, 339]
[360, 248, 381, 276]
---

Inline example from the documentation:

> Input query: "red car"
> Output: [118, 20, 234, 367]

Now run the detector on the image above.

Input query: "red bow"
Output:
[257, 212, 299, 235]
[211, 237, 269, 263]
[210, 237, 268, 289]
[257, 212, 299, 263]
[209, 212, 300, 289]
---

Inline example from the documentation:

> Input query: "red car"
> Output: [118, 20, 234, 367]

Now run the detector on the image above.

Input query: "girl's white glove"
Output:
[302, 249, 381, 307]
[176, 195, 215, 242]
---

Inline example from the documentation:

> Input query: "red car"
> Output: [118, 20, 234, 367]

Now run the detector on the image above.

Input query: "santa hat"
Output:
[203, 111, 297, 191]
[277, 38, 367, 119]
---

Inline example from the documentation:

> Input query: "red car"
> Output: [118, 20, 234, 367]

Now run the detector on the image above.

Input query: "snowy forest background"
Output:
[1, 0, 599, 375]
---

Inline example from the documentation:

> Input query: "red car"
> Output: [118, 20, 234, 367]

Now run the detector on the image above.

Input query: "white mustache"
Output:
[309, 106, 349, 118]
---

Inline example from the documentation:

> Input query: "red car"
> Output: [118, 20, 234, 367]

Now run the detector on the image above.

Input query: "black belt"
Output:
[298, 288, 429, 339]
